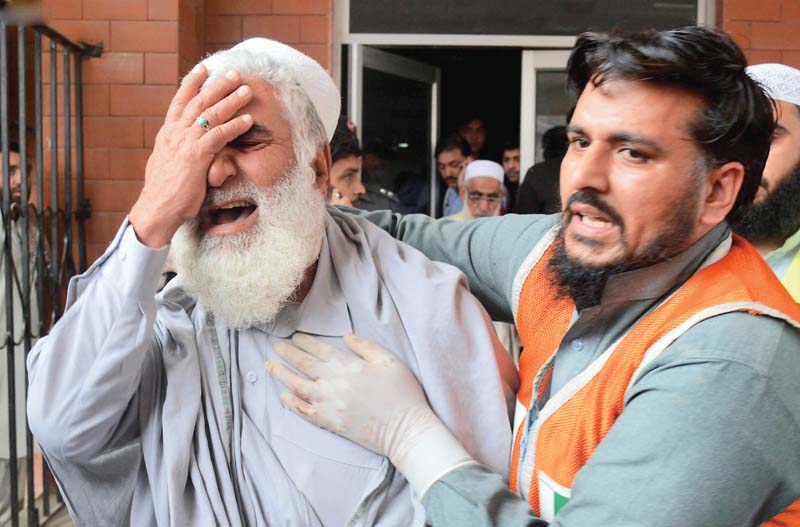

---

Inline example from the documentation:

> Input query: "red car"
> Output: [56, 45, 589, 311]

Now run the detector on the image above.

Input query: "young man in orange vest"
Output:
[267, 26, 800, 526]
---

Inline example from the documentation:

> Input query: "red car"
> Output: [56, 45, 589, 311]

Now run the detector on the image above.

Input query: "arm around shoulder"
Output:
[357, 208, 557, 321]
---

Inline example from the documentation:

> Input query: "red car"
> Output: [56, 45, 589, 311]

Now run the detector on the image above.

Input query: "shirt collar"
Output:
[600, 222, 731, 305]
[262, 221, 353, 339]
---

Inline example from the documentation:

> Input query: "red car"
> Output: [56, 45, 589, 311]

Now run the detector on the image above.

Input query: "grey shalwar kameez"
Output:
[26, 208, 517, 527]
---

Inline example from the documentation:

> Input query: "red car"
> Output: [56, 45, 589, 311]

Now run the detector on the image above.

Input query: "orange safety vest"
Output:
[509, 229, 800, 525]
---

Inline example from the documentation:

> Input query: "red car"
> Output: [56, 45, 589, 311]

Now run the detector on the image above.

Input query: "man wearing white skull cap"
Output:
[446, 160, 522, 361]
[734, 63, 800, 301]
[26, 39, 517, 526]
[447, 160, 506, 221]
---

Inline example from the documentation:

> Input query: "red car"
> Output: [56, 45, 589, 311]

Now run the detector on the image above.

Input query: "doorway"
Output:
[344, 45, 573, 215]
[392, 47, 522, 162]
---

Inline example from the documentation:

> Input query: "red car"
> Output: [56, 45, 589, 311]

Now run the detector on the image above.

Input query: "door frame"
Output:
[519, 50, 572, 182]
[335, 0, 717, 199]
[332, 0, 717, 87]
[348, 45, 441, 214]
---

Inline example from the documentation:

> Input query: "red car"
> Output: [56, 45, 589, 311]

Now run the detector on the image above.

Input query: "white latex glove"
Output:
[265, 333, 475, 497]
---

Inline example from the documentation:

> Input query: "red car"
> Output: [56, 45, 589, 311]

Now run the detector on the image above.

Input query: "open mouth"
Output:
[575, 211, 614, 229]
[567, 202, 622, 238]
[209, 201, 257, 225]
[202, 199, 259, 236]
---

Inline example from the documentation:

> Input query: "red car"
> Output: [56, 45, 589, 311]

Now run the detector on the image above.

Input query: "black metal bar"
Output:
[1, 18, 21, 527]
[33, 30, 45, 361]
[43, 35, 58, 517]
[31, 25, 102, 57]
[33, 32, 46, 523]
[0, 20, 99, 523]
[74, 53, 86, 272]
[62, 47, 72, 281]
[48, 38, 58, 332]
[18, 23, 39, 527]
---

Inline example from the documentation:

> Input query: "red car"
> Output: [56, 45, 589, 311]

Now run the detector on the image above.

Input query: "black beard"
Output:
[547, 231, 635, 310]
[548, 189, 699, 311]
[733, 164, 800, 245]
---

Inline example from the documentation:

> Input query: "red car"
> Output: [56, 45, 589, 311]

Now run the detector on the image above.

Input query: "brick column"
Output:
[722, 0, 800, 67]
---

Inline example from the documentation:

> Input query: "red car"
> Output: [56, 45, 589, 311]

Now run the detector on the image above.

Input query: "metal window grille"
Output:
[1, 12, 100, 527]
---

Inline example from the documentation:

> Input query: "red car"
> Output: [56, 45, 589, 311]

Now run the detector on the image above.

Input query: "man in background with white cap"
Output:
[446, 160, 522, 361]
[25, 39, 517, 526]
[734, 63, 800, 301]
[447, 160, 506, 221]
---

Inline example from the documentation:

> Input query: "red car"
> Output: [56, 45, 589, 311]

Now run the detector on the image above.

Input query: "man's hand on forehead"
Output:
[128, 64, 254, 248]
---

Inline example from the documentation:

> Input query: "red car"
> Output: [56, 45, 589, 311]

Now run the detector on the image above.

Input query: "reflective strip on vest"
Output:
[510, 233, 800, 525]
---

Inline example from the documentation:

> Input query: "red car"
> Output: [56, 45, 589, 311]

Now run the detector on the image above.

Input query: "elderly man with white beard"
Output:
[25, 39, 517, 527]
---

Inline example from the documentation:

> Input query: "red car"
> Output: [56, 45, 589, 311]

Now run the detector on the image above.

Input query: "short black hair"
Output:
[330, 118, 362, 164]
[542, 126, 568, 161]
[567, 26, 775, 221]
[502, 140, 519, 153]
[435, 133, 470, 159]
[7, 140, 21, 154]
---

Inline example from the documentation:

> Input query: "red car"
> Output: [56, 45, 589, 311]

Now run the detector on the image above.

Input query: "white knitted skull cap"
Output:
[226, 38, 341, 141]
[465, 160, 505, 184]
[746, 63, 800, 107]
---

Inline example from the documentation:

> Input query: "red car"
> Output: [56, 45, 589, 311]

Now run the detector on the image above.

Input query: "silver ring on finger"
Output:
[195, 115, 210, 131]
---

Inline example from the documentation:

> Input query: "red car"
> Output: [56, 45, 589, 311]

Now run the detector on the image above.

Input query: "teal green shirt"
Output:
[362, 211, 800, 527]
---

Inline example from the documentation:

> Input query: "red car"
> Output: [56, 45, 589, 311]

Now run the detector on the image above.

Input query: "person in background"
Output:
[447, 160, 504, 222]
[516, 125, 568, 214]
[734, 63, 800, 301]
[0, 140, 39, 525]
[446, 159, 522, 362]
[328, 117, 366, 208]
[435, 134, 470, 217]
[459, 117, 487, 160]
[500, 142, 520, 213]
[329, 118, 402, 212]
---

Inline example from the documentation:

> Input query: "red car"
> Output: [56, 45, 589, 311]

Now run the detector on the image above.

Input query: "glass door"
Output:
[520, 50, 573, 182]
[348, 45, 440, 214]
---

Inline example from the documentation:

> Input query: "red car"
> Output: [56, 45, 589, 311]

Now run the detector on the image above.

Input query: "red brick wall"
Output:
[43, 0, 180, 262]
[722, 0, 800, 67]
[204, 0, 331, 69]
[43, 0, 333, 261]
[179, 0, 206, 76]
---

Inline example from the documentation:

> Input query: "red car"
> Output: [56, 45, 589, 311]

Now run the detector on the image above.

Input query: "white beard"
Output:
[171, 163, 326, 329]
